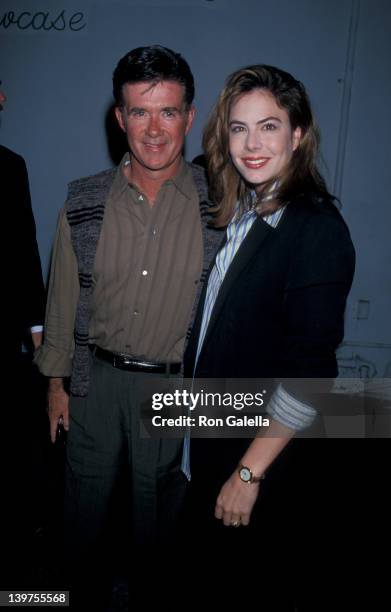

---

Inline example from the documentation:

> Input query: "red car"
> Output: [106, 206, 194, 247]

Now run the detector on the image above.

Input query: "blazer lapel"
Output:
[201, 216, 274, 352]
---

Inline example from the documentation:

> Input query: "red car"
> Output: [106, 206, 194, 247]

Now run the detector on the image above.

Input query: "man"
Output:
[1, 83, 45, 357]
[1, 82, 46, 584]
[35, 46, 221, 609]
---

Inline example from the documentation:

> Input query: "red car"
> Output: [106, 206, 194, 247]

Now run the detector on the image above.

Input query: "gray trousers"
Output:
[63, 353, 186, 607]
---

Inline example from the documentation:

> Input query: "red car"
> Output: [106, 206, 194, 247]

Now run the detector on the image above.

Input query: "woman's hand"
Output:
[215, 471, 260, 527]
[214, 419, 294, 527]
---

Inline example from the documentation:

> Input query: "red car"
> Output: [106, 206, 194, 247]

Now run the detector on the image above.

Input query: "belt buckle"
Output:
[122, 355, 133, 368]
[113, 354, 128, 369]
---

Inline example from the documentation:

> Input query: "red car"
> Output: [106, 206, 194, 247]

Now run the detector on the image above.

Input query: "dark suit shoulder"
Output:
[287, 190, 351, 237]
[0, 144, 26, 170]
[290, 190, 343, 217]
[1, 145, 30, 211]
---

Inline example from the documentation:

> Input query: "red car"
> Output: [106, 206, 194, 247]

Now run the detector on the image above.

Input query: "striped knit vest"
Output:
[66, 163, 222, 396]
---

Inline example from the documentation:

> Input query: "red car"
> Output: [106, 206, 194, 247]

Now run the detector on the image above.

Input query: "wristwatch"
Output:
[238, 464, 265, 484]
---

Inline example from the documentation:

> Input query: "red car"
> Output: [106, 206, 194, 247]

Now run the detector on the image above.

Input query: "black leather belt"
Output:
[89, 344, 181, 374]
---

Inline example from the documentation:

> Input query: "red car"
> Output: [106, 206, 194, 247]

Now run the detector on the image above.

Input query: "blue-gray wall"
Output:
[1, 0, 390, 376]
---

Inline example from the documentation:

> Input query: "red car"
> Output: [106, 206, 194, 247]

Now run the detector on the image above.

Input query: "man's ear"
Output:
[114, 106, 126, 132]
[185, 105, 196, 135]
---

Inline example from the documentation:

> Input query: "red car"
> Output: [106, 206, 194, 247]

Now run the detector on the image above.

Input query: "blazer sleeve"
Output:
[20, 155, 45, 327]
[4, 148, 46, 333]
[281, 209, 355, 397]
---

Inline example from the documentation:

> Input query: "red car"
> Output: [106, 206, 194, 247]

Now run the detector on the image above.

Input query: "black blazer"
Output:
[1, 145, 45, 353]
[184, 192, 356, 604]
[185, 192, 355, 385]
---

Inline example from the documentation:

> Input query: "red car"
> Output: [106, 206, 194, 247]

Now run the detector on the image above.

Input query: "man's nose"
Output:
[0, 90, 6, 106]
[146, 114, 161, 136]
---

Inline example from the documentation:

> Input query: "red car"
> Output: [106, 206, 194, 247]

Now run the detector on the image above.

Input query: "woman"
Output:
[184, 65, 355, 604]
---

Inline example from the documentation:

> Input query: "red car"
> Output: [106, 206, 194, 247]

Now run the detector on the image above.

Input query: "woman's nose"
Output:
[245, 130, 262, 150]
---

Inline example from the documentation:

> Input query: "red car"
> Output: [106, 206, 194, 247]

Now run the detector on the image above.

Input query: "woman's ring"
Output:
[230, 520, 241, 527]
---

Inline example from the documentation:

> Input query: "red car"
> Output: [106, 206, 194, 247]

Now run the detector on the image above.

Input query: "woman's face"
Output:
[228, 88, 301, 192]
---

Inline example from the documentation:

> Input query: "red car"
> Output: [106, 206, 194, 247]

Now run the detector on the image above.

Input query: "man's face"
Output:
[115, 80, 195, 177]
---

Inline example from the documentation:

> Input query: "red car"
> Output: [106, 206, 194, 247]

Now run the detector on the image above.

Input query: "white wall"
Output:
[1, 0, 390, 375]
[337, 0, 391, 377]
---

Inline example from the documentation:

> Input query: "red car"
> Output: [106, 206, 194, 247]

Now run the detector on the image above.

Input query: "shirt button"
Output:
[133, 310, 139, 316]
[152, 228, 157, 236]
[141, 270, 148, 276]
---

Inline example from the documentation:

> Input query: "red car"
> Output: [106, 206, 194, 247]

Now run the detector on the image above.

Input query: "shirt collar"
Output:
[166, 158, 194, 200]
[111, 153, 193, 202]
[108, 153, 132, 200]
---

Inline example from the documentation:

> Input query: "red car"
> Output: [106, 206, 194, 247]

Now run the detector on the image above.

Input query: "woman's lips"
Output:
[242, 157, 270, 169]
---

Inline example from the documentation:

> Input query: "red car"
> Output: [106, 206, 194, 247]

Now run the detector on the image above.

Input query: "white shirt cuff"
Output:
[266, 383, 317, 431]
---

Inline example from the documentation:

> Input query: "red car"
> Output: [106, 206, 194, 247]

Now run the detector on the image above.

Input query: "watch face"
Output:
[240, 467, 251, 482]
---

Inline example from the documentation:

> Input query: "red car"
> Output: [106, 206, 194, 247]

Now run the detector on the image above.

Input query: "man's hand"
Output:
[31, 330, 43, 350]
[48, 377, 69, 443]
[215, 471, 260, 527]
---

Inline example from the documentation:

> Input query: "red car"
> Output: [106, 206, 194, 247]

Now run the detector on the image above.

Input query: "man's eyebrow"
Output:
[161, 106, 182, 113]
[127, 106, 145, 113]
[126, 105, 183, 113]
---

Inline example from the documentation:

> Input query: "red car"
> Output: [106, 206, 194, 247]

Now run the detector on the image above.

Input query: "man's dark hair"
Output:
[113, 45, 195, 108]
